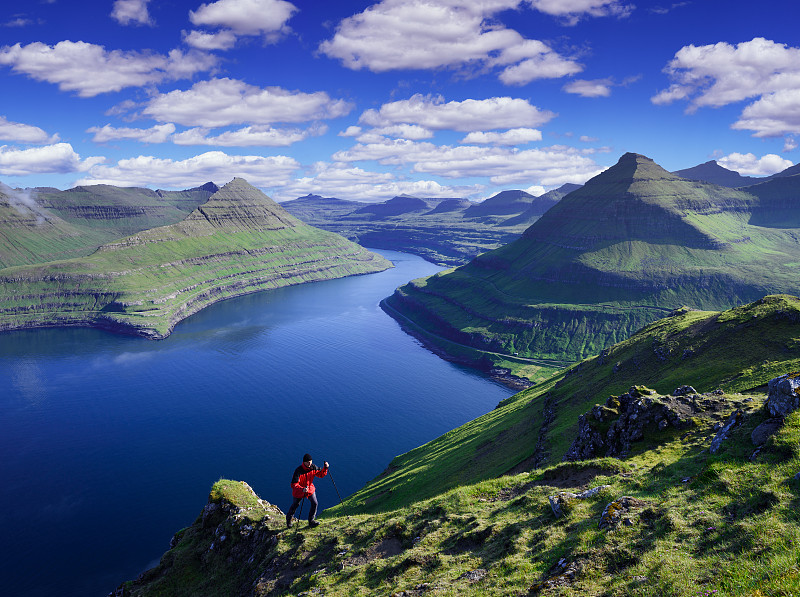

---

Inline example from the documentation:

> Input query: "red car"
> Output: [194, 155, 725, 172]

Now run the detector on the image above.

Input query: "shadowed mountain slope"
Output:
[0, 178, 391, 338]
[383, 153, 800, 362]
[673, 160, 760, 187]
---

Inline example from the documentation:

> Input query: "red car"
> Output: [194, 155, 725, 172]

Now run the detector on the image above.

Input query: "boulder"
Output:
[751, 418, 784, 446]
[548, 485, 610, 518]
[672, 385, 697, 396]
[599, 496, 646, 530]
[766, 372, 800, 417]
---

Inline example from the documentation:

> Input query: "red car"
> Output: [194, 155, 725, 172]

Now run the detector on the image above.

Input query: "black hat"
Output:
[303, 453, 312, 463]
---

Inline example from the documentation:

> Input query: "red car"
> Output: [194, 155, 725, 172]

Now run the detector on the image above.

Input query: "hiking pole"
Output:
[327, 469, 348, 516]
[292, 494, 306, 534]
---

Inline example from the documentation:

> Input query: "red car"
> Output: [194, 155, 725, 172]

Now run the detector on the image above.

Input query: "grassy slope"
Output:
[385, 154, 800, 362]
[0, 183, 215, 268]
[347, 294, 800, 515]
[0, 178, 391, 338]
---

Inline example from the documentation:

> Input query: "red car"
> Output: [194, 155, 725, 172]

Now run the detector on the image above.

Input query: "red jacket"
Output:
[291, 463, 328, 498]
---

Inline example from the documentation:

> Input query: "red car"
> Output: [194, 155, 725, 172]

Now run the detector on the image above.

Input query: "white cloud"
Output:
[359, 94, 555, 132]
[563, 78, 613, 97]
[529, 0, 634, 24]
[579, 135, 599, 142]
[731, 90, 800, 138]
[172, 124, 327, 146]
[460, 128, 542, 145]
[273, 162, 477, 202]
[0, 41, 218, 97]
[185, 0, 297, 49]
[0, 116, 59, 144]
[143, 78, 353, 127]
[523, 184, 546, 196]
[182, 29, 238, 51]
[111, 0, 152, 26]
[333, 138, 603, 186]
[652, 38, 800, 137]
[76, 151, 299, 189]
[339, 126, 362, 137]
[319, 0, 582, 85]
[0, 143, 104, 176]
[717, 152, 793, 176]
[88, 123, 176, 144]
[190, 0, 297, 36]
[784, 137, 798, 152]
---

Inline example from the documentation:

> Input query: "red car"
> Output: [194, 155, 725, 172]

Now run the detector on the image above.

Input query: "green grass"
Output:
[385, 155, 800, 362]
[0, 179, 391, 338]
[121, 408, 800, 596]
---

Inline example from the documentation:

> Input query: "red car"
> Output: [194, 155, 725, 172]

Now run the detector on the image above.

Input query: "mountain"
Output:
[352, 195, 436, 217]
[281, 190, 566, 267]
[463, 189, 538, 218]
[744, 171, 800, 228]
[278, 194, 367, 220]
[382, 153, 800, 363]
[112, 294, 800, 597]
[0, 178, 391, 338]
[499, 183, 581, 227]
[766, 162, 800, 179]
[673, 160, 761, 187]
[0, 182, 217, 268]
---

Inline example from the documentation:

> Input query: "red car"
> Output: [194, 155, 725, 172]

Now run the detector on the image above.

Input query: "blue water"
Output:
[0, 249, 514, 597]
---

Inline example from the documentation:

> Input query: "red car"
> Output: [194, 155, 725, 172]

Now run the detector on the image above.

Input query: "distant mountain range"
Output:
[281, 184, 580, 266]
[0, 178, 390, 338]
[383, 152, 800, 362]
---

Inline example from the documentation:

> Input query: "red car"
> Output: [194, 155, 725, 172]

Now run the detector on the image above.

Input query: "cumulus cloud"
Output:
[529, 0, 634, 24]
[185, 0, 297, 49]
[460, 128, 543, 145]
[333, 138, 603, 186]
[273, 162, 477, 202]
[0, 143, 104, 176]
[652, 38, 800, 137]
[359, 94, 555, 132]
[172, 124, 327, 146]
[784, 137, 798, 153]
[717, 152, 793, 176]
[111, 0, 152, 26]
[182, 29, 238, 51]
[88, 123, 176, 144]
[0, 116, 59, 144]
[0, 41, 218, 97]
[142, 78, 353, 127]
[76, 151, 299, 189]
[563, 78, 613, 97]
[319, 0, 582, 85]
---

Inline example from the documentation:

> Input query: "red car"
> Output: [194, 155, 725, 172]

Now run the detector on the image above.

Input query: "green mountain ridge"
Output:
[383, 153, 800, 363]
[0, 178, 391, 338]
[113, 294, 800, 597]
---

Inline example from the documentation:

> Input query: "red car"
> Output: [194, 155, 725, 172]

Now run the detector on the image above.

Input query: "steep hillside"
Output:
[113, 295, 800, 597]
[0, 182, 217, 268]
[0, 178, 391, 338]
[384, 153, 800, 362]
[499, 183, 581, 228]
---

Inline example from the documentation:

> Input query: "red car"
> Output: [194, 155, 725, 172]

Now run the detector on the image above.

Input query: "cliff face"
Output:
[383, 153, 800, 362]
[0, 178, 391, 338]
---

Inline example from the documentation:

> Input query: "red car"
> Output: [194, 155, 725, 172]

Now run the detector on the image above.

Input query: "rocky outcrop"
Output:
[548, 485, 610, 518]
[565, 386, 695, 460]
[765, 372, 800, 417]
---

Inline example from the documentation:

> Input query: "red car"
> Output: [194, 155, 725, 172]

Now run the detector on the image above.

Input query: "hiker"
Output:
[286, 454, 329, 528]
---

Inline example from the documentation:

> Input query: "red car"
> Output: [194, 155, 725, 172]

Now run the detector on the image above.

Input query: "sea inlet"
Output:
[0, 249, 514, 597]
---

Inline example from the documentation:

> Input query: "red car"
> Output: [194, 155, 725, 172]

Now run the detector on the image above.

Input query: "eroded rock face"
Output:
[766, 372, 800, 417]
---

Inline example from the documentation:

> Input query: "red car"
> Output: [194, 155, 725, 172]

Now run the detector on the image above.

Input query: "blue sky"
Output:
[0, 0, 798, 201]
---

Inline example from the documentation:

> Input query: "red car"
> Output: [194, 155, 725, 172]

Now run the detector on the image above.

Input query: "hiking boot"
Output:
[286, 514, 292, 528]
[308, 520, 320, 528]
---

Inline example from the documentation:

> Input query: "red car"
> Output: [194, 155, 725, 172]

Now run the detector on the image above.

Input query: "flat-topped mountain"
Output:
[0, 178, 391, 338]
[383, 153, 800, 362]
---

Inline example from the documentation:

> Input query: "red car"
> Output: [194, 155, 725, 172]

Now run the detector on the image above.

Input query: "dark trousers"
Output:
[287, 492, 318, 521]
